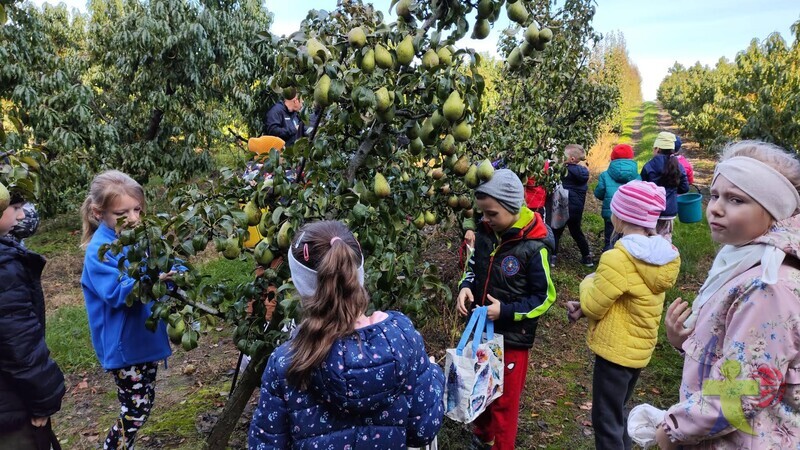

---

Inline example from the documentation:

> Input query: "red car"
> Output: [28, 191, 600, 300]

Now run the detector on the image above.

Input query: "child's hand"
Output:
[31, 417, 48, 427]
[159, 271, 177, 281]
[655, 423, 678, 449]
[464, 230, 475, 247]
[486, 295, 501, 321]
[665, 298, 694, 350]
[566, 301, 584, 323]
[457, 288, 474, 317]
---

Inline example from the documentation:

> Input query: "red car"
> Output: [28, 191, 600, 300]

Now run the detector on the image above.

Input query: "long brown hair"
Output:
[80, 170, 145, 248]
[286, 221, 369, 390]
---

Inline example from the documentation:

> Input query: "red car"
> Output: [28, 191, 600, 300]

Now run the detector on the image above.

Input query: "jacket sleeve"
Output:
[594, 173, 607, 200]
[85, 249, 136, 309]
[566, 164, 590, 185]
[264, 106, 294, 141]
[663, 282, 800, 445]
[499, 246, 556, 321]
[0, 273, 65, 418]
[406, 328, 445, 447]
[248, 354, 290, 449]
[677, 164, 690, 194]
[579, 251, 627, 320]
[640, 164, 651, 182]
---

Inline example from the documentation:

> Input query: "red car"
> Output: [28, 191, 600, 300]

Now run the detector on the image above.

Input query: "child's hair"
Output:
[80, 170, 145, 247]
[564, 144, 585, 161]
[719, 140, 800, 193]
[286, 220, 369, 390]
[655, 146, 682, 188]
[610, 214, 656, 237]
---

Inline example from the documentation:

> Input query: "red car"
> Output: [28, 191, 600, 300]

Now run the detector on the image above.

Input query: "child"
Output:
[80, 170, 172, 450]
[552, 144, 593, 266]
[0, 194, 65, 449]
[524, 159, 551, 217]
[594, 144, 640, 251]
[456, 169, 556, 450]
[656, 141, 800, 449]
[674, 136, 694, 184]
[249, 220, 444, 449]
[640, 132, 689, 242]
[567, 180, 681, 450]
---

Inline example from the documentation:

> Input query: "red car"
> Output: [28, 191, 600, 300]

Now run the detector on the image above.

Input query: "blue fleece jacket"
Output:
[640, 154, 690, 217]
[81, 223, 171, 370]
[249, 311, 444, 449]
[594, 159, 641, 219]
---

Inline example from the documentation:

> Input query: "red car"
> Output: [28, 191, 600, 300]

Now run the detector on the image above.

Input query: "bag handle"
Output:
[456, 306, 486, 356]
[471, 307, 489, 354]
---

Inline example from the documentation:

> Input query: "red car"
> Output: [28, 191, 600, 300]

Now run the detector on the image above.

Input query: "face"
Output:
[0, 203, 25, 236]
[707, 175, 774, 245]
[287, 96, 303, 112]
[476, 196, 518, 233]
[96, 194, 143, 231]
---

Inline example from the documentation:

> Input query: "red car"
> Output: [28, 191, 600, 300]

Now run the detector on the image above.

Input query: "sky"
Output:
[33, 0, 800, 100]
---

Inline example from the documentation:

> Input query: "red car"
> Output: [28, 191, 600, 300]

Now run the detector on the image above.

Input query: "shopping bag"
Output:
[551, 184, 570, 229]
[627, 404, 666, 449]
[443, 306, 504, 423]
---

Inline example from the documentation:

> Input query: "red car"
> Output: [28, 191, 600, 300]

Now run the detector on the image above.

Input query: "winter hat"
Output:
[654, 132, 676, 150]
[610, 144, 634, 160]
[674, 135, 682, 152]
[476, 169, 524, 214]
[610, 180, 666, 229]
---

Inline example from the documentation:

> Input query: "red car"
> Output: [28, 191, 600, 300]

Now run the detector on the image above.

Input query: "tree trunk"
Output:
[143, 81, 174, 141]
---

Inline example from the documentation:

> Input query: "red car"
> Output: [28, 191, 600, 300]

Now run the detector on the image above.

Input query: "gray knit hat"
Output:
[475, 169, 524, 213]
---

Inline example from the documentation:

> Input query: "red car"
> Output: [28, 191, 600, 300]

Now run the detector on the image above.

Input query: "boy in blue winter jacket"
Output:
[594, 144, 640, 251]
[552, 144, 593, 266]
[0, 194, 65, 449]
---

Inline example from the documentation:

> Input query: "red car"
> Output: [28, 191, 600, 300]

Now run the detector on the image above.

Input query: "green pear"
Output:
[375, 44, 393, 69]
[395, 0, 412, 18]
[477, 0, 493, 19]
[452, 120, 472, 142]
[424, 210, 437, 225]
[277, 221, 292, 250]
[440, 134, 456, 155]
[361, 48, 376, 72]
[447, 195, 460, 209]
[314, 74, 331, 107]
[463, 208, 475, 218]
[525, 23, 540, 44]
[430, 168, 444, 180]
[422, 49, 439, 70]
[348, 27, 367, 48]
[244, 200, 261, 226]
[443, 91, 465, 122]
[465, 165, 479, 188]
[373, 172, 391, 198]
[413, 212, 425, 229]
[254, 239, 275, 266]
[437, 47, 453, 66]
[458, 195, 472, 209]
[520, 40, 534, 57]
[409, 137, 424, 155]
[453, 155, 471, 176]
[420, 119, 437, 145]
[472, 19, 490, 39]
[406, 121, 421, 139]
[539, 27, 553, 43]
[222, 236, 241, 260]
[507, 2, 528, 24]
[375, 86, 393, 112]
[397, 35, 415, 66]
[0, 182, 8, 214]
[431, 110, 446, 129]
[477, 158, 495, 181]
[508, 47, 523, 69]
[256, 211, 271, 237]
[444, 153, 458, 169]
[306, 38, 328, 64]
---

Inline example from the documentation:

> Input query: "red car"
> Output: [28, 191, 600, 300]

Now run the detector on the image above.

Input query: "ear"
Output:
[91, 206, 103, 221]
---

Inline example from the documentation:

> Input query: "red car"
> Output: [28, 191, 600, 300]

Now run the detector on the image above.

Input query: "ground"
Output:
[33, 102, 719, 449]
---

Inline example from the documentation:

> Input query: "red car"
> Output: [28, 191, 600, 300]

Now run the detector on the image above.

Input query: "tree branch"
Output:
[345, 122, 383, 183]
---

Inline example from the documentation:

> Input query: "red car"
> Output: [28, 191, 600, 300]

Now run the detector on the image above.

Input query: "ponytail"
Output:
[80, 196, 100, 249]
[660, 149, 682, 188]
[286, 221, 369, 390]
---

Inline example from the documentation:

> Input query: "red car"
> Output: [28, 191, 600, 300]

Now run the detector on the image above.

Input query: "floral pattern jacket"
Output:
[664, 215, 800, 448]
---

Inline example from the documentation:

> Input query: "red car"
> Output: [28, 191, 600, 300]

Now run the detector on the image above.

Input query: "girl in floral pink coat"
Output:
[658, 141, 800, 449]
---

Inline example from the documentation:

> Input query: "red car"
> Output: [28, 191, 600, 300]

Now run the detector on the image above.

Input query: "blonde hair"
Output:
[564, 144, 585, 160]
[719, 140, 800, 192]
[80, 170, 145, 248]
[610, 214, 656, 237]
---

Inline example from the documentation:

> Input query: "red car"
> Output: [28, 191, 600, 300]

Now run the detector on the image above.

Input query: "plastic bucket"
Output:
[677, 186, 703, 224]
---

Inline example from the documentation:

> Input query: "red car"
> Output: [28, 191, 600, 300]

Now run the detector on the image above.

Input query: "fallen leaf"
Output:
[579, 401, 592, 410]
[581, 420, 592, 427]
[563, 401, 575, 406]
[651, 388, 661, 395]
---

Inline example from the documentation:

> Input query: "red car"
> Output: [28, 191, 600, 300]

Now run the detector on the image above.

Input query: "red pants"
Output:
[473, 347, 530, 450]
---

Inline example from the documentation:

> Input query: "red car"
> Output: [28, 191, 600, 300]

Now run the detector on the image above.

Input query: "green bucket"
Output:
[677, 186, 703, 224]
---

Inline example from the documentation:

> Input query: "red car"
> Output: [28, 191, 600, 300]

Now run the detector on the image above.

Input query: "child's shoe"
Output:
[470, 435, 494, 450]
[581, 255, 594, 267]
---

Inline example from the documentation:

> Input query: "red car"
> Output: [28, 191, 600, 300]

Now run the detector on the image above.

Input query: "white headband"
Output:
[287, 236, 365, 298]
[713, 156, 800, 220]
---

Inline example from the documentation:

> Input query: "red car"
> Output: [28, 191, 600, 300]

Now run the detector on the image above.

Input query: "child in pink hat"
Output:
[567, 180, 681, 450]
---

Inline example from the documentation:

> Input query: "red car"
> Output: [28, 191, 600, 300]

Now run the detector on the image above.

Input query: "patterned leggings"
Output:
[104, 362, 158, 450]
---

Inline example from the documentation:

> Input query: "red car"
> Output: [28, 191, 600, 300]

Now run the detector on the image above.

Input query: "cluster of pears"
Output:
[406, 88, 472, 158]
[508, 22, 554, 70]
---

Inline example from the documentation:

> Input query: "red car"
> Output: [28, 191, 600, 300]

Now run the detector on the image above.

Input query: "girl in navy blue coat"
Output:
[640, 132, 689, 242]
[80, 171, 172, 450]
[249, 221, 444, 449]
[0, 194, 65, 449]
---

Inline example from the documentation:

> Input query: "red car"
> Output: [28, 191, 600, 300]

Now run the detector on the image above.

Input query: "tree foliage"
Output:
[658, 21, 800, 151]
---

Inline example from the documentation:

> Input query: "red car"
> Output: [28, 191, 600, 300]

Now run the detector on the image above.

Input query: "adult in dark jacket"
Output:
[263, 91, 306, 147]
[640, 131, 689, 242]
[0, 198, 65, 449]
[553, 144, 593, 266]
[457, 170, 556, 450]
[249, 221, 443, 450]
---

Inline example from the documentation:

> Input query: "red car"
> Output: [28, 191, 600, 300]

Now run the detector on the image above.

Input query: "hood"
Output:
[617, 234, 681, 294]
[485, 206, 555, 252]
[752, 213, 800, 261]
[307, 311, 413, 415]
[607, 158, 640, 184]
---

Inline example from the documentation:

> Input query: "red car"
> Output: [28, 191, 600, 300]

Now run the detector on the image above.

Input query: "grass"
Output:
[635, 102, 659, 168]
[45, 305, 99, 372]
[25, 213, 82, 256]
[141, 384, 229, 444]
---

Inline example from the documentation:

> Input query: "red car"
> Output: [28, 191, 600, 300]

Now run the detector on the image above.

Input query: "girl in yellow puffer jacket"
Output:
[566, 180, 681, 450]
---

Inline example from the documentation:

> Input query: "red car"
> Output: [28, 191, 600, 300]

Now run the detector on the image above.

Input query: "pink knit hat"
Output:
[610, 180, 666, 229]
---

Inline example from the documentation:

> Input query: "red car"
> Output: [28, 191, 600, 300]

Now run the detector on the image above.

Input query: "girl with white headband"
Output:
[654, 141, 800, 449]
[249, 220, 444, 449]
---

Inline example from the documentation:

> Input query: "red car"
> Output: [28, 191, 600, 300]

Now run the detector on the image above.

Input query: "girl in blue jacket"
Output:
[80, 170, 172, 450]
[640, 132, 689, 242]
[249, 220, 444, 449]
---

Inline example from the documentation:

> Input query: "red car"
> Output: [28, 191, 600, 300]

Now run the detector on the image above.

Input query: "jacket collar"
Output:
[483, 206, 548, 242]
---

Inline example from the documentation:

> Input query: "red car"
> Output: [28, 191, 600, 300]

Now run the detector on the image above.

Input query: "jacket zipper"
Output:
[479, 235, 523, 306]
